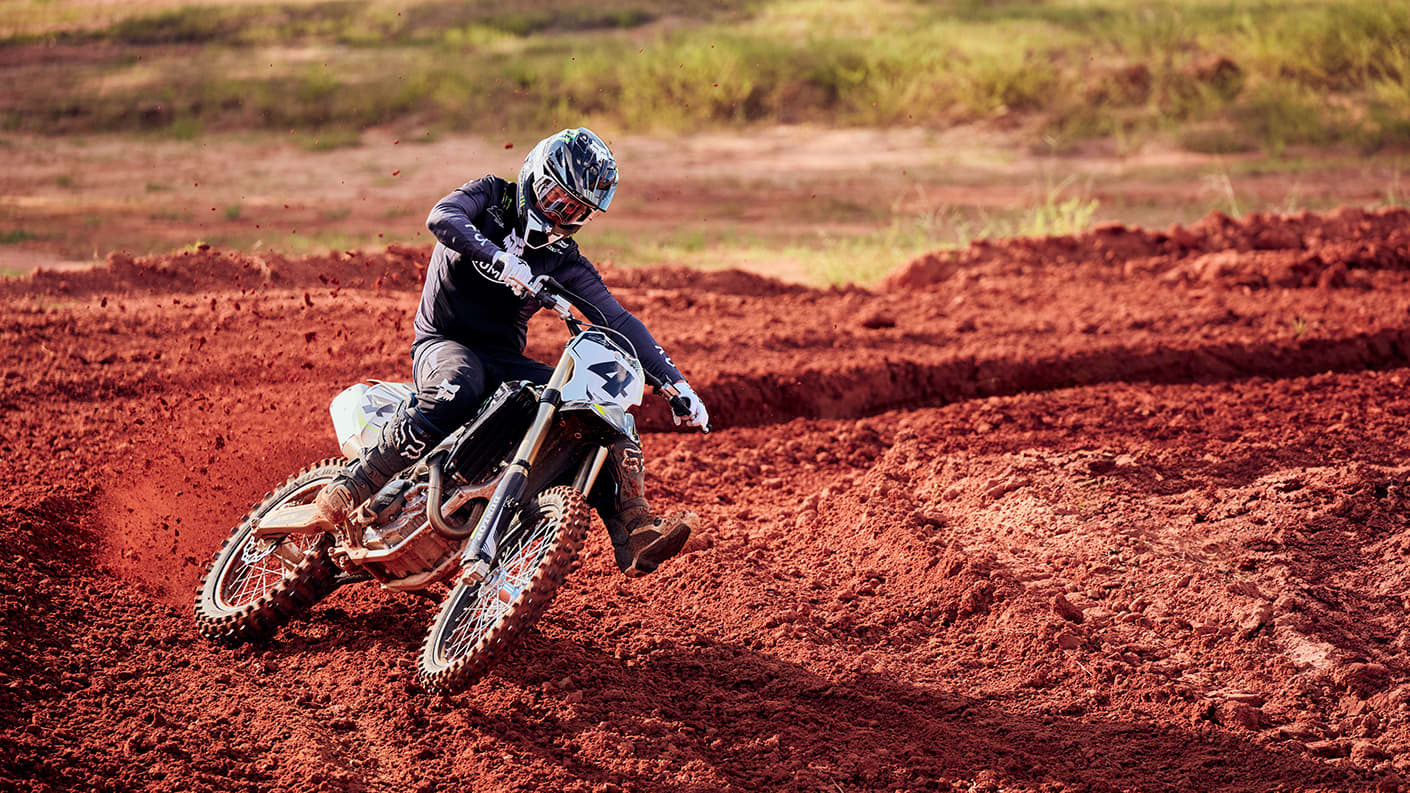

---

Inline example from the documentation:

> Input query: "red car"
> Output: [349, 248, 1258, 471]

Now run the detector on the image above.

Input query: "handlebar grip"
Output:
[667, 395, 691, 417]
[667, 395, 711, 433]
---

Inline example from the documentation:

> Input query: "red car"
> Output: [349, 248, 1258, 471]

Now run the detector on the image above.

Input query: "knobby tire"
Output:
[418, 486, 590, 694]
[193, 458, 343, 644]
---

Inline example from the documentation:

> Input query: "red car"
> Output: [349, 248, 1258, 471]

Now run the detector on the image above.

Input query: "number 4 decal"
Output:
[587, 361, 633, 398]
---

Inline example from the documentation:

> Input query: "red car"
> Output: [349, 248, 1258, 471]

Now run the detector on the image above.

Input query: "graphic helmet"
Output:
[516, 127, 618, 249]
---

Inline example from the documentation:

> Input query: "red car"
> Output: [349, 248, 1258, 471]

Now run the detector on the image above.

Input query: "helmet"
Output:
[516, 127, 618, 249]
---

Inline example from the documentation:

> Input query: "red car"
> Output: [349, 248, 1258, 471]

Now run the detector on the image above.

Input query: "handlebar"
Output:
[521, 274, 576, 321]
[525, 274, 711, 434]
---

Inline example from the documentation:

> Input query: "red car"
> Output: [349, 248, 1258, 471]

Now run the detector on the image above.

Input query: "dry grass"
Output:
[2, 0, 1407, 154]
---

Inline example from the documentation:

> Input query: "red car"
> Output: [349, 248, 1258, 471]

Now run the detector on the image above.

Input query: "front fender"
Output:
[559, 401, 638, 444]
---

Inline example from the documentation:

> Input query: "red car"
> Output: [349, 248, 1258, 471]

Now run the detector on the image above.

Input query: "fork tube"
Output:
[461, 353, 574, 570]
[573, 446, 611, 494]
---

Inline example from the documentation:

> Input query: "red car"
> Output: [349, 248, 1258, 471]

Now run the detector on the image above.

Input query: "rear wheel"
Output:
[194, 459, 342, 644]
[418, 486, 590, 693]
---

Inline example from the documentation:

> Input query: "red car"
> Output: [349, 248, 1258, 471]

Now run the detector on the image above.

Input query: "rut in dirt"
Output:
[9, 206, 1409, 431]
[703, 325, 1410, 426]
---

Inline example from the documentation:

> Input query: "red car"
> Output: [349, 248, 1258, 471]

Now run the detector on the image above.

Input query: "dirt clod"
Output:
[1053, 593, 1085, 623]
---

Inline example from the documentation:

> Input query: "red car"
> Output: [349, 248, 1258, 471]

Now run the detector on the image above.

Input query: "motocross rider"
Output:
[313, 128, 709, 577]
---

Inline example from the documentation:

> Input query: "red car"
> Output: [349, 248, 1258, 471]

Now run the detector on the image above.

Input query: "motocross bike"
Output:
[193, 275, 705, 693]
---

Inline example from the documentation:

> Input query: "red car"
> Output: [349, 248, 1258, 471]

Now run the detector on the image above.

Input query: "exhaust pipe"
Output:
[425, 452, 476, 540]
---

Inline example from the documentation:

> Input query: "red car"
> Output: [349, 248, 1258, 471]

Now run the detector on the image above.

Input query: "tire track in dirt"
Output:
[17, 319, 1410, 434]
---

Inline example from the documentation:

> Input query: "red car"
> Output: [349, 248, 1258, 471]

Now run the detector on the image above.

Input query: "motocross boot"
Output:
[315, 402, 440, 528]
[600, 439, 697, 577]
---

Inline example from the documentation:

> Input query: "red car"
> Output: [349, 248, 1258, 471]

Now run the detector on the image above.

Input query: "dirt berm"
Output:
[3, 207, 1409, 791]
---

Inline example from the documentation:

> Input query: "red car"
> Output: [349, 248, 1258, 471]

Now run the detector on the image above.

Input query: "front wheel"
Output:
[418, 486, 591, 693]
[194, 459, 343, 644]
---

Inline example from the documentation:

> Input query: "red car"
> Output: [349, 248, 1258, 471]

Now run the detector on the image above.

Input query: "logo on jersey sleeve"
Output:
[655, 345, 677, 368]
[503, 230, 526, 257]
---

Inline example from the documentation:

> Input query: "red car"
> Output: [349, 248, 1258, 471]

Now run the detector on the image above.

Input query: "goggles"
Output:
[534, 177, 599, 231]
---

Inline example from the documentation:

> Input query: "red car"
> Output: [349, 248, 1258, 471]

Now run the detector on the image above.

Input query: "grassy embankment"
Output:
[7, 0, 1408, 151]
[2, 0, 1409, 282]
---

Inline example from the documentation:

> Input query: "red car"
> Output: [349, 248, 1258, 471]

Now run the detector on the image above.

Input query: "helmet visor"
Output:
[534, 177, 598, 232]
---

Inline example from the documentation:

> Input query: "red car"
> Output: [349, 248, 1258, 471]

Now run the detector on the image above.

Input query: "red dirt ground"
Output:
[3, 207, 1410, 792]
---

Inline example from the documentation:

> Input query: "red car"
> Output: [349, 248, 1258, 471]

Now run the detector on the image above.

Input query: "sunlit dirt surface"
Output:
[3, 207, 1410, 792]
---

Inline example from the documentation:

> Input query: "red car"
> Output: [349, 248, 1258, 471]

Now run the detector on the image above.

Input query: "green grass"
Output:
[3, 0, 1409, 152]
[163, 117, 203, 140]
[802, 189, 1103, 285]
[156, 226, 394, 256]
[0, 229, 38, 244]
[295, 128, 363, 152]
[256, 229, 387, 255]
[796, 230, 935, 287]
[1, 0, 744, 42]
[587, 180, 1104, 286]
[591, 226, 722, 269]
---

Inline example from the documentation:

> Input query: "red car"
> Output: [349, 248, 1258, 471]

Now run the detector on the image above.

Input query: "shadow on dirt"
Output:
[477, 631, 1382, 793]
[242, 600, 1383, 792]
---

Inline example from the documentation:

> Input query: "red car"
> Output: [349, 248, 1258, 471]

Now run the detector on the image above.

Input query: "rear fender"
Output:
[329, 381, 415, 459]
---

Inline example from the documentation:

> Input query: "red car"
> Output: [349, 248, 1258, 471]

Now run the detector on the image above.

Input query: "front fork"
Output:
[573, 445, 611, 493]
[457, 355, 612, 583]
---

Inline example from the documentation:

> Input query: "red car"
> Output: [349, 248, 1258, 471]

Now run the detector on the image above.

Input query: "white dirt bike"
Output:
[193, 275, 704, 693]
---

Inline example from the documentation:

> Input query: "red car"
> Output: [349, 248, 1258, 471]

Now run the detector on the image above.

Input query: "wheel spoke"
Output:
[215, 483, 325, 611]
[418, 488, 592, 692]
[440, 514, 557, 662]
[196, 460, 348, 646]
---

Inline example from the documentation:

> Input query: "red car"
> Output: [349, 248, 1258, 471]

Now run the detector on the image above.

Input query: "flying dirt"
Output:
[3, 207, 1409, 792]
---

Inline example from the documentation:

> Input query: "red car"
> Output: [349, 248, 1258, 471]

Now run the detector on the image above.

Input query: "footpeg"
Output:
[252, 502, 334, 539]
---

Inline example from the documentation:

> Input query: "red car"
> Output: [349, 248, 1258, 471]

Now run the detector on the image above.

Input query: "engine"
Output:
[342, 484, 463, 591]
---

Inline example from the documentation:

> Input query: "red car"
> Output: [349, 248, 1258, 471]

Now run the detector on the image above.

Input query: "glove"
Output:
[491, 250, 532, 296]
[668, 380, 709, 430]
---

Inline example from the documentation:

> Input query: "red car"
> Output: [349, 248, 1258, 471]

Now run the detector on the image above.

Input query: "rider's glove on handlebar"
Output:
[491, 251, 533, 296]
[670, 381, 709, 429]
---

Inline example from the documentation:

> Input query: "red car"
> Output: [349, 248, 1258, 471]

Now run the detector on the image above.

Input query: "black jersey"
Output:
[415, 175, 684, 386]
